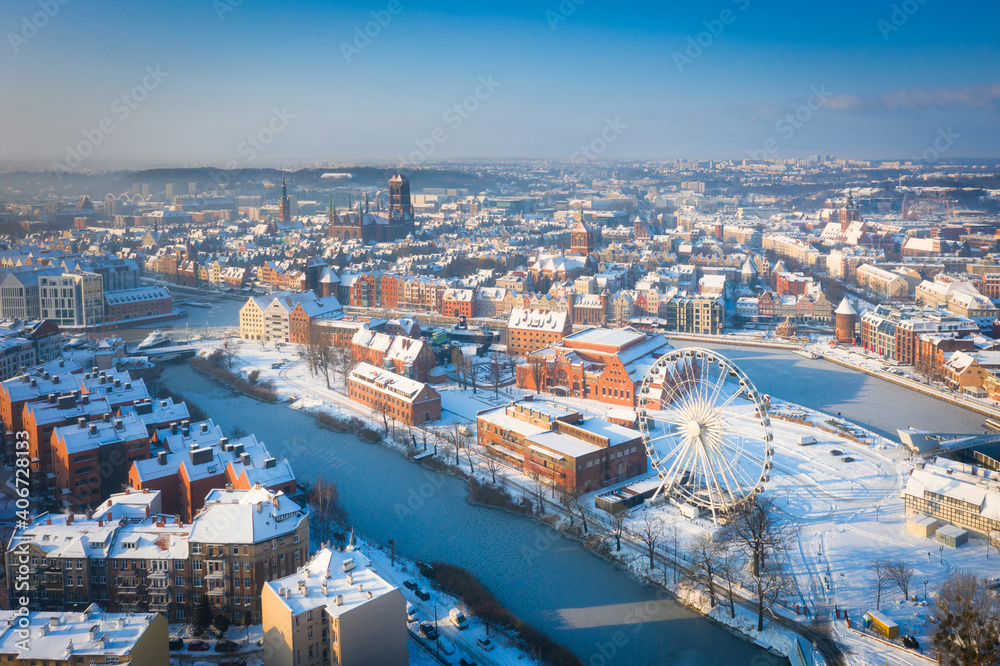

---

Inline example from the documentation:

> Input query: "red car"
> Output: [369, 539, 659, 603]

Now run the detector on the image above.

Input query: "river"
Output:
[160, 362, 781, 666]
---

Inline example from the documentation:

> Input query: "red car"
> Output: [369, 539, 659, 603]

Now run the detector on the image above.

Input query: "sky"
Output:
[1, 0, 999, 168]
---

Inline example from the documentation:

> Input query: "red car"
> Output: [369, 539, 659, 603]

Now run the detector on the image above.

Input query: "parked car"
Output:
[406, 603, 419, 622]
[459, 656, 478, 666]
[215, 640, 239, 653]
[449, 608, 468, 630]
[415, 588, 431, 601]
[168, 638, 184, 651]
[476, 637, 495, 651]
[188, 641, 210, 651]
[419, 622, 439, 640]
[403, 580, 419, 591]
[437, 637, 456, 657]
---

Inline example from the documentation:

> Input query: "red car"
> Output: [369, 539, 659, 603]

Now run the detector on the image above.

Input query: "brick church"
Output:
[327, 174, 416, 243]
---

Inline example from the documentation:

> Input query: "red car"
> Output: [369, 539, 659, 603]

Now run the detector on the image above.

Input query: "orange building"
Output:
[347, 363, 441, 425]
[516, 327, 670, 405]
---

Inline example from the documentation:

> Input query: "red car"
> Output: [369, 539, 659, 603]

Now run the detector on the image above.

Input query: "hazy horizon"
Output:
[2, 0, 999, 168]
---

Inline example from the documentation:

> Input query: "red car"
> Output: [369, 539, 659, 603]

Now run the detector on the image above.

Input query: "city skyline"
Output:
[0, 0, 998, 168]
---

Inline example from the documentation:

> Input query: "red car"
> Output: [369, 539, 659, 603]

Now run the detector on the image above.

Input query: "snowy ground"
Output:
[194, 338, 996, 665]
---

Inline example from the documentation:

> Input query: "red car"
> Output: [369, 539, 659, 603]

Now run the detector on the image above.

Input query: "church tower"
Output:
[389, 174, 412, 220]
[280, 172, 291, 223]
[570, 216, 594, 255]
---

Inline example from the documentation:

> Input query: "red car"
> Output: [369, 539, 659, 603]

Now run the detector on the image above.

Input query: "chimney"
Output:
[200, 423, 208, 434]
[88, 423, 98, 436]
[49, 616, 59, 628]
[336, 594, 343, 606]
[170, 422, 178, 435]
[114, 418, 124, 430]
[78, 416, 87, 428]
[144, 506, 149, 517]
[157, 451, 168, 465]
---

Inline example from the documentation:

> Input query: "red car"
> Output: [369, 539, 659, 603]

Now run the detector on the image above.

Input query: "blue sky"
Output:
[2, 0, 998, 166]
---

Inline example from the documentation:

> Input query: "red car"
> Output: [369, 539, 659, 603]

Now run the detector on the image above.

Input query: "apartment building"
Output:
[855, 264, 909, 300]
[350, 330, 436, 382]
[0, 604, 168, 666]
[262, 548, 407, 666]
[130, 421, 296, 521]
[39, 272, 104, 328]
[506, 308, 573, 357]
[7, 485, 308, 625]
[52, 411, 151, 511]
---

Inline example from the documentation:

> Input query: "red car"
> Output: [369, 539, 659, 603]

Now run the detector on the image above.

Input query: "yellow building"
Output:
[262, 547, 407, 666]
[0, 604, 168, 665]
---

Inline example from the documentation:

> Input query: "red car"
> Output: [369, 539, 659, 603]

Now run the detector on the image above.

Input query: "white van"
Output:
[449, 608, 469, 629]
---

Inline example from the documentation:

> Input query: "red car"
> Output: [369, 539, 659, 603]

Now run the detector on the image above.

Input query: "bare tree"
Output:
[336, 347, 355, 387]
[221, 336, 241, 369]
[689, 532, 725, 608]
[483, 452, 503, 485]
[716, 547, 742, 619]
[530, 477, 549, 515]
[722, 496, 796, 580]
[886, 558, 915, 601]
[745, 558, 796, 632]
[488, 352, 503, 399]
[307, 322, 335, 389]
[527, 355, 547, 394]
[371, 399, 390, 435]
[635, 512, 663, 571]
[665, 523, 681, 584]
[451, 347, 467, 390]
[606, 504, 629, 552]
[932, 570, 1000, 666]
[868, 557, 891, 610]
[308, 476, 348, 547]
[561, 488, 589, 534]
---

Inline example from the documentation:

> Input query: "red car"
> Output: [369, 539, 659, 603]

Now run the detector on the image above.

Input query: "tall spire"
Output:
[364, 192, 369, 214]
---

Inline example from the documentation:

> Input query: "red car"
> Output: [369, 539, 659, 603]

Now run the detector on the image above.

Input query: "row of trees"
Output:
[305, 324, 354, 389]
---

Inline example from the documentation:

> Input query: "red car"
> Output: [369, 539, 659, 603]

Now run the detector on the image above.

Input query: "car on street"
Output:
[403, 580, 419, 591]
[215, 640, 239, 653]
[476, 637, 495, 651]
[406, 603, 420, 622]
[168, 638, 184, 650]
[188, 641, 210, 651]
[419, 622, 439, 640]
[415, 588, 431, 601]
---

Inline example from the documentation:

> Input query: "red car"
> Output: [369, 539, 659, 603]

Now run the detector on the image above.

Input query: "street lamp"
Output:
[939, 544, 944, 564]
[923, 578, 928, 599]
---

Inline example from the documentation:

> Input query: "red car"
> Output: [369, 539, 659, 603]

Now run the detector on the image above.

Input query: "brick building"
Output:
[477, 399, 645, 492]
[516, 327, 670, 405]
[347, 363, 440, 425]
[506, 308, 573, 357]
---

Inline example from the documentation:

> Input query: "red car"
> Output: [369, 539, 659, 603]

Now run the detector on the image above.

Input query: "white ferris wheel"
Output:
[636, 348, 774, 524]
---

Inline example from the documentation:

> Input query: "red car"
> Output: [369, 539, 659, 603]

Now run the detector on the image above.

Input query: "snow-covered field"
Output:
[196, 338, 996, 665]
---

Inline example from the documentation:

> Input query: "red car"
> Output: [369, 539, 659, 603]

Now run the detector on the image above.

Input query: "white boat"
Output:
[185, 300, 212, 308]
[136, 330, 172, 350]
